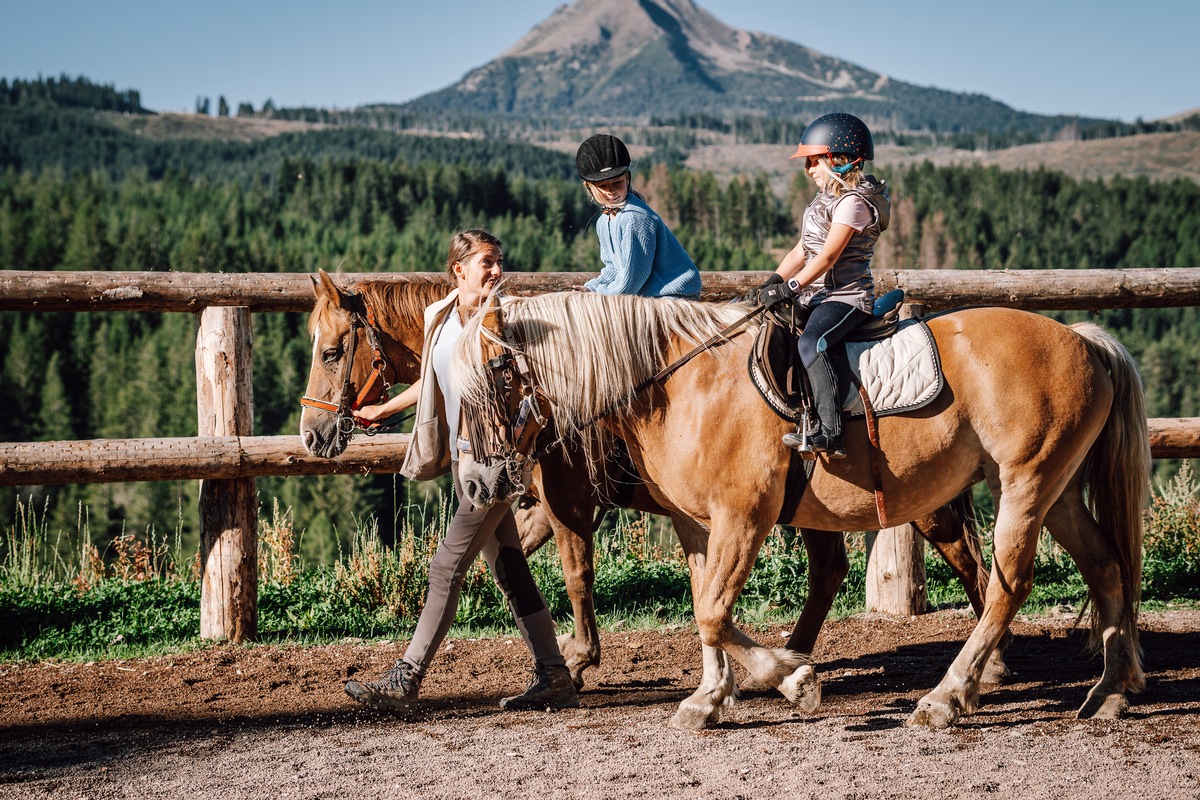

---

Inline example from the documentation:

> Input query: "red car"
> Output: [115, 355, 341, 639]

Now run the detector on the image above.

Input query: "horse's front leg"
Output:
[549, 512, 600, 689]
[681, 513, 820, 730]
[517, 493, 601, 690]
[670, 643, 737, 731]
[667, 515, 743, 731]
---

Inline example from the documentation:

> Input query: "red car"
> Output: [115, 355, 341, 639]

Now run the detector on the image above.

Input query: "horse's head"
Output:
[455, 293, 553, 508]
[299, 269, 395, 458]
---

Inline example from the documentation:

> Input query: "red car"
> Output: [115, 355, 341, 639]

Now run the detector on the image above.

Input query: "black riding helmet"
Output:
[789, 112, 874, 164]
[576, 134, 632, 182]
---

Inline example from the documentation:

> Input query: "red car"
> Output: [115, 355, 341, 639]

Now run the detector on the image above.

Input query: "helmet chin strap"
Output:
[830, 157, 864, 175]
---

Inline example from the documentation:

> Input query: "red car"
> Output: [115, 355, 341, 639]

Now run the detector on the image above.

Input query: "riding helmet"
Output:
[576, 134, 632, 182]
[789, 113, 874, 163]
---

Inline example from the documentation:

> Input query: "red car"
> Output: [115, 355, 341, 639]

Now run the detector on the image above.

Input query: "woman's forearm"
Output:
[356, 380, 420, 423]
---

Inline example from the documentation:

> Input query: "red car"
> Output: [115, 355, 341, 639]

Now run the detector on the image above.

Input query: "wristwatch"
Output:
[787, 278, 802, 293]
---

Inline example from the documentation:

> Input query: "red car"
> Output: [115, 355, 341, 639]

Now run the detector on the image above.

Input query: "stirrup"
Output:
[783, 429, 846, 459]
[782, 411, 820, 454]
[781, 430, 813, 452]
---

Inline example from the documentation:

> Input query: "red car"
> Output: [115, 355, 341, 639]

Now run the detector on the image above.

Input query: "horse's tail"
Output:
[1070, 322, 1149, 671]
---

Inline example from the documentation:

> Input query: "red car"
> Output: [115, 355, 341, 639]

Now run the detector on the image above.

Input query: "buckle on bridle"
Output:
[300, 292, 397, 435]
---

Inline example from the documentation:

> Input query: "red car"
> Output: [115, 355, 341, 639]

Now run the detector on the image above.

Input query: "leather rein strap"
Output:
[634, 304, 765, 393]
[529, 303, 766, 461]
[854, 378, 889, 529]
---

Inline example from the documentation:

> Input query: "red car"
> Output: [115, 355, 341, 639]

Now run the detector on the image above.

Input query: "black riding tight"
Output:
[797, 301, 871, 437]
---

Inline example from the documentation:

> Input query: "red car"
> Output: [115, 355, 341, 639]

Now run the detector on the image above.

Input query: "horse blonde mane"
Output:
[453, 292, 751, 470]
[308, 274, 453, 336]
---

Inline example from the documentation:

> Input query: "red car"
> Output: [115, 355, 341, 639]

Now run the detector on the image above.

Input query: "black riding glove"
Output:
[754, 273, 794, 308]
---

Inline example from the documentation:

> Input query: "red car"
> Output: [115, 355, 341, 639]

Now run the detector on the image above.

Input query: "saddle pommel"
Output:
[872, 288, 905, 317]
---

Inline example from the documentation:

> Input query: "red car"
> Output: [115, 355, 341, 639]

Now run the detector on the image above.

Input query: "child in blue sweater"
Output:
[575, 134, 701, 299]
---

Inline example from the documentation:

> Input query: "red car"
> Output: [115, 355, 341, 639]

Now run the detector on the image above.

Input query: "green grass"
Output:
[2, 464, 1198, 663]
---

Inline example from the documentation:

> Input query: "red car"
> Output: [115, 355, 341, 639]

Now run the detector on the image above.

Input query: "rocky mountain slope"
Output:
[402, 0, 1103, 134]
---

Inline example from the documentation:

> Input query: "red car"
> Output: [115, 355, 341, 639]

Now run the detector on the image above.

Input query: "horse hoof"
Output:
[555, 634, 591, 690]
[670, 699, 719, 731]
[1077, 691, 1129, 720]
[981, 652, 1011, 685]
[907, 697, 958, 729]
[779, 664, 821, 714]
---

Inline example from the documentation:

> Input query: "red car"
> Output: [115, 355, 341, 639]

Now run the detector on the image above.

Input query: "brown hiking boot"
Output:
[344, 659, 421, 711]
[500, 663, 580, 711]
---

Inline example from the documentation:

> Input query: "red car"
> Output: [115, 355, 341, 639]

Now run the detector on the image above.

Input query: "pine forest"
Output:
[2, 77, 1198, 566]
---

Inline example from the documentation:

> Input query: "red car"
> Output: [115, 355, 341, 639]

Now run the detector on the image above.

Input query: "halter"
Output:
[460, 309, 554, 497]
[299, 292, 394, 436]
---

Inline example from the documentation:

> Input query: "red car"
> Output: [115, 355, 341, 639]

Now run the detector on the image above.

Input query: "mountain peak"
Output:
[502, 0, 751, 66]
[406, 0, 1097, 134]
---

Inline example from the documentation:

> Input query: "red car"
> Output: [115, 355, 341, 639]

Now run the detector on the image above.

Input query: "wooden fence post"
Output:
[864, 527, 928, 615]
[864, 300, 929, 615]
[195, 307, 258, 641]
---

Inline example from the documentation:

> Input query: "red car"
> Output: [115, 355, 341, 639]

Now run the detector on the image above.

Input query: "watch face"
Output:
[787, 278, 801, 292]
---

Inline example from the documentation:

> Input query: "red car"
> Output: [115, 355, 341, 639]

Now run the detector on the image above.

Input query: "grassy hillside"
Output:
[95, 110, 1200, 188]
[686, 132, 1200, 193]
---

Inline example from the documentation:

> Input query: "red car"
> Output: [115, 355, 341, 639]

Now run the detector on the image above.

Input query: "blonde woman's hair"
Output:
[446, 229, 503, 276]
[815, 154, 864, 197]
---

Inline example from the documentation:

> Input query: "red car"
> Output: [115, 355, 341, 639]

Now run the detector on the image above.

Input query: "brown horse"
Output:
[452, 291, 1149, 730]
[298, 270, 1003, 688]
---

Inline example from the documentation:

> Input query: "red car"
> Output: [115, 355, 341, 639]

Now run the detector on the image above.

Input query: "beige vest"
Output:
[399, 290, 512, 481]
[399, 290, 460, 481]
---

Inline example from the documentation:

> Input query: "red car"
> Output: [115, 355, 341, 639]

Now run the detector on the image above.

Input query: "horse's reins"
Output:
[525, 303, 767, 462]
[300, 293, 409, 435]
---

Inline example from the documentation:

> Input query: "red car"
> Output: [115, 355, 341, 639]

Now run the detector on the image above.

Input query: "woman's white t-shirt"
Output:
[430, 308, 464, 460]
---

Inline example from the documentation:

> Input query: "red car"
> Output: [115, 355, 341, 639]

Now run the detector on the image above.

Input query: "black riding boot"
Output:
[783, 351, 846, 459]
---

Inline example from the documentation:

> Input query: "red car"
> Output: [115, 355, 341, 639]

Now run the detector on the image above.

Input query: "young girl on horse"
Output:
[575, 133, 702, 299]
[753, 113, 891, 458]
[345, 230, 578, 713]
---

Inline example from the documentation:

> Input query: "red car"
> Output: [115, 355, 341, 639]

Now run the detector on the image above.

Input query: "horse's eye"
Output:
[322, 346, 342, 365]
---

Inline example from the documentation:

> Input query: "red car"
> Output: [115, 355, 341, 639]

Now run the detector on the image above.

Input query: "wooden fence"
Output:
[2, 268, 1199, 637]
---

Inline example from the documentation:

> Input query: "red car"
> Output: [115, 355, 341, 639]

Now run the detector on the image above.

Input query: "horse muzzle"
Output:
[299, 411, 352, 459]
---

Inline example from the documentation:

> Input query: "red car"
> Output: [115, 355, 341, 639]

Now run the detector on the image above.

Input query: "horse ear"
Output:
[482, 292, 504, 338]
[314, 268, 353, 311]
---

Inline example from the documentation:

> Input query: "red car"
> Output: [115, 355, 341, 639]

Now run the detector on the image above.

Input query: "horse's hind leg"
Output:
[1042, 483, 1144, 719]
[916, 496, 1012, 684]
[785, 529, 848, 654]
[909, 483, 1048, 729]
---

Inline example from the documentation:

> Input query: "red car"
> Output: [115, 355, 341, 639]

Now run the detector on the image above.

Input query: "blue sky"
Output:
[3, 0, 1196, 122]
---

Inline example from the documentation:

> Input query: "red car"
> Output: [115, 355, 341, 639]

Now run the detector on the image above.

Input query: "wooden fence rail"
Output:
[2, 267, 1199, 312]
[3, 268, 1199, 638]
[0, 434, 413, 485]
[2, 419, 1198, 487]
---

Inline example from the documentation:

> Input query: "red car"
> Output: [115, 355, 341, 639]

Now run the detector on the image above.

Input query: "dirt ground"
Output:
[1, 609, 1198, 800]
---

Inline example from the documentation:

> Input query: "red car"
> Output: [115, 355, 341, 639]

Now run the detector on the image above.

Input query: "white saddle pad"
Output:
[843, 319, 943, 418]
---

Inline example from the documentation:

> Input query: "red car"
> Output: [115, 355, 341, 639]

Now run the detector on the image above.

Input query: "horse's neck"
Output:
[382, 316, 426, 357]
[362, 281, 451, 383]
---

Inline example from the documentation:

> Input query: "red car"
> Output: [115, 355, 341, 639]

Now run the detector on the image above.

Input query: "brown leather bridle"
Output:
[459, 305, 554, 497]
[299, 292, 394, 436]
